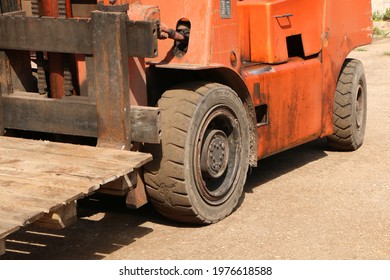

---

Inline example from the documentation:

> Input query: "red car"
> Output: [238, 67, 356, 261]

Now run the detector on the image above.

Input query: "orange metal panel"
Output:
[144, 0, 240, 70]
[242, 57, 323, 158]
[320, 0, 372, 137]
[72, 0, 372, 159]
[143, 0, 213, 66]
[238, 0, 323, 64]
[239, 0, 372, 158]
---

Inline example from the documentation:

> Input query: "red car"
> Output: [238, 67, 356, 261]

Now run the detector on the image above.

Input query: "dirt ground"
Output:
[1, 36, 390, 261]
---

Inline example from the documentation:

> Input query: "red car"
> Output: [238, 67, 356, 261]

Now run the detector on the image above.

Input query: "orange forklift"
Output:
[0, 0, 372, 235]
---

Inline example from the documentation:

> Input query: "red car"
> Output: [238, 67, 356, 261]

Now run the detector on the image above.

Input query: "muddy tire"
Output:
[327, 59, 367, 151]
[144, 82, 250, 224]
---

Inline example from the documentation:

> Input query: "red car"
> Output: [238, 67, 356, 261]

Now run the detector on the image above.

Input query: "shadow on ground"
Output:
[0, 139, 328, 260]
[245, 138, 328, 191]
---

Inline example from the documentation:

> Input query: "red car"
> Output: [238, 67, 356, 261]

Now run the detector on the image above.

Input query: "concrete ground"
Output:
[1, 36, 390, 261]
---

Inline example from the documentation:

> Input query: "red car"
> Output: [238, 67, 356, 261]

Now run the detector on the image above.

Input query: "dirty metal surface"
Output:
[0, 12, 158, 57]
[91, 10, 131, 150]
[2, 94, 161, 143]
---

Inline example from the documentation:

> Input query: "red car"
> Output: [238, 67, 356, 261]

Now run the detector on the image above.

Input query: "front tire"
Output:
[327, 59, 367, 151]
[144, 82, 250, 224]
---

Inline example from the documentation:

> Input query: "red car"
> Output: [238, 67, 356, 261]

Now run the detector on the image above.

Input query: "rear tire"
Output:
[327, 59, 367, 151]
[144, 82, 250, 224]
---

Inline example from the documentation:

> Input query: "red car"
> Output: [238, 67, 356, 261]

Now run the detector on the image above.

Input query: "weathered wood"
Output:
[0, 137, 151, 184]
[99, 173, 136, 196]
[34, 201, 77, 230]
[126, 170, 148, 209]
[0, 175, 94, 207]
[92, 11, 132, 150]
[0, 136, 152, 251]
[0, 135, 151, 165]
[0, 221, 20, 239]
[3, 94, 161, 143]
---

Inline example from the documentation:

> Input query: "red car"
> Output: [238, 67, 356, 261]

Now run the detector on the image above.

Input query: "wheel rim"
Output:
[194, 105, 241, 206]
[355, 82, 364, 130]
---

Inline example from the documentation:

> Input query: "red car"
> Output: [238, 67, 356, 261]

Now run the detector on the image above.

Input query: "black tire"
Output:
[327, 59, 367, 151]
[144, 82, 250, 224]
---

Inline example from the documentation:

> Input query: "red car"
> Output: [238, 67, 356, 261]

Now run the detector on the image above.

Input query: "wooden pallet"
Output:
[0, 136, 152, 255]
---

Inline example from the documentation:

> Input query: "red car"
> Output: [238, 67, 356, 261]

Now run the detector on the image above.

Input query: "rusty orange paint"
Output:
[39, 0, 64, 99]
[39, 0, 59, 17]
[238, 0, 324, 64]
[141, 0, 371, 159]
[242, 57, 323, 157]
[71, 0, 372, 159]
[320, 0, 372, 137]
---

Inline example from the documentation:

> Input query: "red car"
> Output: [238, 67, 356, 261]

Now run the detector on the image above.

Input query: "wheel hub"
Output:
[200, 130, 230, 179]
[356, 84, 364, 129]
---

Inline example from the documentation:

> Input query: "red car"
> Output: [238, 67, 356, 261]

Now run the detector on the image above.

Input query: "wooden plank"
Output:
[0, 184, 81, 213]
[0, 148, 137, 182]
[34, 202, 77, 230]
[0, 170, 100, 196]
[0, 136, 152, 250]
[0, 208, 44, 227]
[0, 221, 20, 239]
[2, 94, 162, 143]
[99, 173, 136, 196]
[0, 136, 151, 169]
[126, 170, 148, 209]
